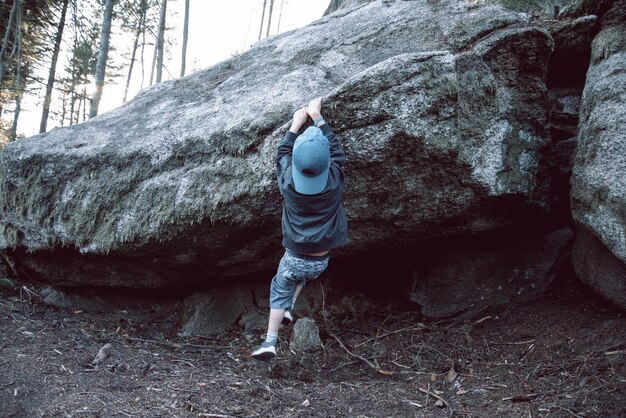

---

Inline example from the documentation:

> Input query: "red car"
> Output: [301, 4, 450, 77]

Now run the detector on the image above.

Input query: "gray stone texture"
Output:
[411, 228, 574, 317]
[41, 287, 113, 312]
[572, 226, 626, 309]
[570, 2, 626, 308]
[178, 285, 251, 336]
[0, 0, 564, 288]
[289, 317, 322, 351]
[326, 0, 594, 18]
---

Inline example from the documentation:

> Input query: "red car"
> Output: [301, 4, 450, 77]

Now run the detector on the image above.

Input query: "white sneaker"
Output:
[251, 341, 276, 360]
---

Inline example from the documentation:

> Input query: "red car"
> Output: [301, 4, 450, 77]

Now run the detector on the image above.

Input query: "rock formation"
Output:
[570, 1, 626, 309]
[0, 0, 556, 287]
[0, 0, 624, 316]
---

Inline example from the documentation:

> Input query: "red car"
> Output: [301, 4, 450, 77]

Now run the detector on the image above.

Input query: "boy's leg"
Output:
[282, 284, 303, 325]
[252, 252, 329, 360]
[293, 284, 303, 308]
[268, 308, 286, 334]
[252, 253, 296, 360]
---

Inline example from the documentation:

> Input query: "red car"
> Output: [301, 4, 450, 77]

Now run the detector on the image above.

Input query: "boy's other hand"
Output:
[290, 107, 308, 133]
[306, 97, 322, 119]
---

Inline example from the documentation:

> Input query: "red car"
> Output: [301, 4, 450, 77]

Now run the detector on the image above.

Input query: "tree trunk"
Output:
[39, 0, 69, 133]
[140, 2, 147, 89]
[74, 95, 80, 125]
[89, 0, 115, 119]
[149, 37, 156, 85]
[69, 87, 76, 126]
[60, 92, 67, 127]
[82, 86, 87, 122]
[69, 0, 78, 126]
[0, 0, 19, 87]
[155, 0, 167, 83]
[123, 0, 147, 103]
[180, 0, 189, 77]
[265, 0, 274, 38]
[276, 0, 285, 33]
[258, 0, 267, 41]
[11, 93, 22, 141]
[10, 0, 23, 141]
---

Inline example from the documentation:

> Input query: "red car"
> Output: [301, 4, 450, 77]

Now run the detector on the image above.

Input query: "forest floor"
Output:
[0, 276, 624, 418]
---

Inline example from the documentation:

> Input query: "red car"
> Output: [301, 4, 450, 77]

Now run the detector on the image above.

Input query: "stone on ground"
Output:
[179, 285, 252, 336]
[289, 318, 322, 352]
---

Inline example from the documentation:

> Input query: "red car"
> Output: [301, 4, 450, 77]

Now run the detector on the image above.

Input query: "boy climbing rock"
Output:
[251, 97, 348, 360]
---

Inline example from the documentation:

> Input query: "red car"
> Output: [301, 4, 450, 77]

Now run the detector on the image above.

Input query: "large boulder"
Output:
[0, 1, 561, 288]
[325, 0, 583, 17]
[570, 2, 626, 309]
[324, 0, 370, 15]
[410, 228, 574, 317]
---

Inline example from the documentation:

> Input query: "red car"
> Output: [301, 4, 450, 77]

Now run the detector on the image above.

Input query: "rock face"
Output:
[572, 227, 626, 309]
[410, 228, 574, 317]
[178, 286, 252, 336]
[570, 2, 626, 309]
[0, 0, 565, 289]
[324, 0, 370, 15]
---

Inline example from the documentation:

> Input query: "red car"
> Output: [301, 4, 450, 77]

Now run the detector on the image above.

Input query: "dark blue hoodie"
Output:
[276, 123, 348, 254]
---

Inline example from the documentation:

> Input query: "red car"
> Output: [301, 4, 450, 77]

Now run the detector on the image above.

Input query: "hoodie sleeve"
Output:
[276, 130, 298, 186]
[320, 123, 346, 167]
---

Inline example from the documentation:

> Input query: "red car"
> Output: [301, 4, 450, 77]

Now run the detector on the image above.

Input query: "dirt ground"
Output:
[0, 275, 624, 418]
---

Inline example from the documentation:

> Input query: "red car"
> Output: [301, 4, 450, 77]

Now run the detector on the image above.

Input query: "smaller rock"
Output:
[289, 318, 322, 352]
[92, 343, 112, 365]
[179, 285, 251, 336]
[239, 310, 267, 336]
[572, 226, 626, 310]
[41, 287, 112, 312]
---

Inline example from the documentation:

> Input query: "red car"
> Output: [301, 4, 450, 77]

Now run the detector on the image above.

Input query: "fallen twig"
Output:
[320, 282, 393, 375]
[490, 339, 536, 345]
[419, 387, 453, 416]
[21, 286, 40, 298]
[124, 336, 227, 350]
[353, 323, 426, 349]
[502, 393, 543, 402]
[328, 360, 361, 373]
[474, 315, 492, 325]
[328, 330, 379, 371]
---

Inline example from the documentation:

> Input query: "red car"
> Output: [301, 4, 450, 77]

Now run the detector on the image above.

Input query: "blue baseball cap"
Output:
[292, 126, 330, 195]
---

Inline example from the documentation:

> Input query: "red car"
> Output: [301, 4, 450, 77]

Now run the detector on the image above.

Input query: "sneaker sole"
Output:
[252, 351, 276, 361]
[281, 317, 292, 326]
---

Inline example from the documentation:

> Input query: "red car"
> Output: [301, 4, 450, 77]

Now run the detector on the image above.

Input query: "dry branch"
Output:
[419, 387, 453, 416]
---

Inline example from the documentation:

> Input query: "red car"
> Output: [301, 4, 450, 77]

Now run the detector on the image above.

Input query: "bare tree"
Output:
[276, 0, 286, 33]
[89, 0, 115, 118]
[124, 0, 148, 103]
[140, 8, 147, 89]
[9, 0, 23, 141]
[258, 0, 267, 41]
[155, 0, 167, 83]
[0, 0, 19, 87]
[40, 0, 69, 133]
[265, 0, 275, 38]
[180, 0, 189, 77]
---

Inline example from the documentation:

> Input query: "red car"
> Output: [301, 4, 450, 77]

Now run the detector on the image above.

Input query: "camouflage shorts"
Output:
[269, 250, 329, 309]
